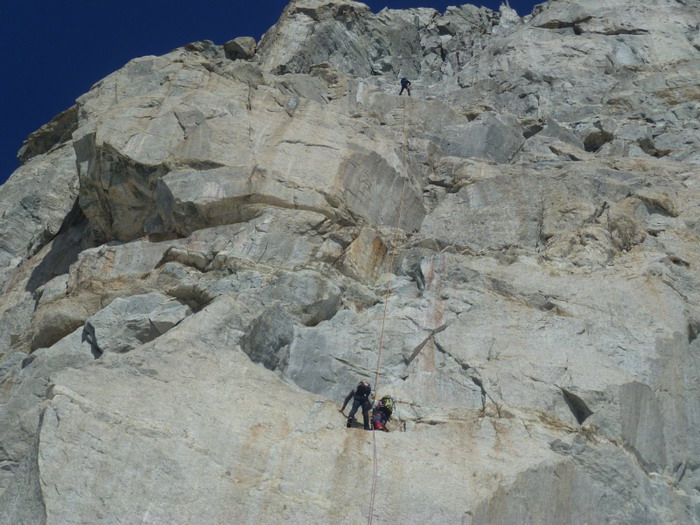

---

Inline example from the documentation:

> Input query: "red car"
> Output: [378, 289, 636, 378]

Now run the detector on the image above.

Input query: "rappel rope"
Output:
[367, 94, 410, 525]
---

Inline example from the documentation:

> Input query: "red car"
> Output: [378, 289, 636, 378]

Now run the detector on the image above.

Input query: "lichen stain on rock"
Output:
[368, 235, 388, 276]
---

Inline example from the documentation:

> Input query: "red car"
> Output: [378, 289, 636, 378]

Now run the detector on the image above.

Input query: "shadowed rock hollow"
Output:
[1, 0, 699, 523]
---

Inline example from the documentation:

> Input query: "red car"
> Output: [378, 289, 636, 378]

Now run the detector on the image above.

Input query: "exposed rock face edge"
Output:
[1, 0, 699, 523]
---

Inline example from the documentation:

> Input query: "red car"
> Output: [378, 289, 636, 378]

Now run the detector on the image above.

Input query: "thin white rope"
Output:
[367, 95, 410, 525]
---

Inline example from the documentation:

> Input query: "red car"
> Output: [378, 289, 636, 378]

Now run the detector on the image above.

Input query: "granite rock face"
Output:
[224, 36, 257, 60]
[1, 0, 699, 523]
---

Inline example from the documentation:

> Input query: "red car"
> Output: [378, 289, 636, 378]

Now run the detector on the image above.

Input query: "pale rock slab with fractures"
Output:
[1, 0, 700, 523]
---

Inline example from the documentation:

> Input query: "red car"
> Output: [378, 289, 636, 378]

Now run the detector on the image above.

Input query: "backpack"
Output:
[379, 395, 394, 415]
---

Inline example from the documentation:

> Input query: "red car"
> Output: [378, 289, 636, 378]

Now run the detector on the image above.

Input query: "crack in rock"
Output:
[560, 387, 593, 425]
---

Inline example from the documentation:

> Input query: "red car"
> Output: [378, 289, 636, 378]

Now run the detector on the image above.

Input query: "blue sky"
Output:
[0, 0, 539, 185]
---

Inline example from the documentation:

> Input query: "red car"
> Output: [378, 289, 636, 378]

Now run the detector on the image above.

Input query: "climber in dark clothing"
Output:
[399, 77, 411, 96]
[339, 380, 372, 430]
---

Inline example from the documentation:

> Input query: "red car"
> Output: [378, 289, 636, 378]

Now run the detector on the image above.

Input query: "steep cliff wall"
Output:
[1, 0, 699, 523]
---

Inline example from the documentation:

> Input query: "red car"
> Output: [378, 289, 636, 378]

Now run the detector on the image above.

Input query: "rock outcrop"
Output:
[1, 0, 699, 523]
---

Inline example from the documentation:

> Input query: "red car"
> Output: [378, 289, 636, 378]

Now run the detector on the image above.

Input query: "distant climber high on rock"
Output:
[340, 380, 372, 430]
[399, 77, 411, 96]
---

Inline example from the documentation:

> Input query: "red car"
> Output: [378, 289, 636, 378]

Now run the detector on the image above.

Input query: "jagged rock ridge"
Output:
[1, 0, 699, 523]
